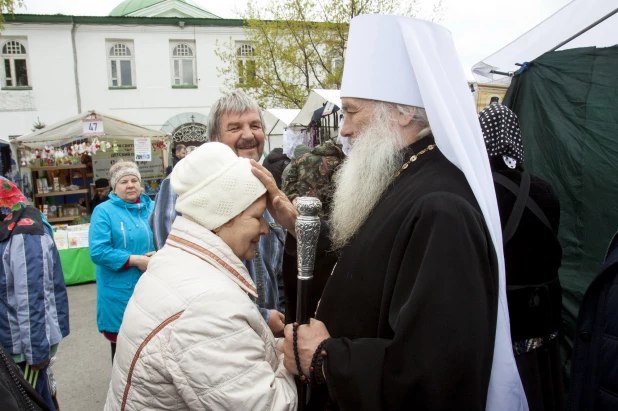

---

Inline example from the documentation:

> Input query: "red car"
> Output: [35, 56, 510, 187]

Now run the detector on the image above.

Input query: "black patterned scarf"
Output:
[479, 104, 524, 169]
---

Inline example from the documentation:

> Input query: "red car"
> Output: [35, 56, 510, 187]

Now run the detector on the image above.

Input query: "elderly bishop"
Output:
[253, 14, 528, 411]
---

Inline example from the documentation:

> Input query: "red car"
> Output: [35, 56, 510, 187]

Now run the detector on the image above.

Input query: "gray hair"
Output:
[207, 89, 266, 141]
[395, 104, 432, 139]
[185, 145, 197, 154]
[175, 144, 186, 152]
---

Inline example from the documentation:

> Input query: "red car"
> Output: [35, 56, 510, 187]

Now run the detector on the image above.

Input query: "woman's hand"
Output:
[129, 255, 152, 272]
[267, 310, 285, 338]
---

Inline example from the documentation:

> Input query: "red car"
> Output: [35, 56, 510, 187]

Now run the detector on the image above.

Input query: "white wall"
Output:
[0, 21, 245, 140]
[75, 23, 244, 130]
[0, 24, 78, 138]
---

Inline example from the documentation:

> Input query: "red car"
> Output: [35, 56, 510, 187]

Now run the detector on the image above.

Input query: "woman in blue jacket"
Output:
[89, 161, 154, 361]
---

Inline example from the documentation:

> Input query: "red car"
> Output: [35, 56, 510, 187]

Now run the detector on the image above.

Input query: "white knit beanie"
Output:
[171, 142, 267, 230]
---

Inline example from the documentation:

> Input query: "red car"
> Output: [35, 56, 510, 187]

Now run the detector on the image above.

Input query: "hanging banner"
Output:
[93, 141, 163, 181]
[134, 138, 152, 161]
[83, 119, 104, 136]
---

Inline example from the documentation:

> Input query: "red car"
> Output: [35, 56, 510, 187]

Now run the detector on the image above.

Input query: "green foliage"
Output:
[32, 117, 46, 132]
[215, 0, 444, 108]
[0, 0, 25, 30]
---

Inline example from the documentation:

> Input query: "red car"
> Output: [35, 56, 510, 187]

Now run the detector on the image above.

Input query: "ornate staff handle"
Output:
[295, 197, 322, 325]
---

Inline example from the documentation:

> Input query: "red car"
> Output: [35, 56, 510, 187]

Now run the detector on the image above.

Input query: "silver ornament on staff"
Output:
[295, 197, 322, 410]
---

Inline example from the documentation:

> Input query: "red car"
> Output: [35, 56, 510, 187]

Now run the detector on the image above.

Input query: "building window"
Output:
[1, 40, 29, 88]
[107, 41, 135, 87]
[172, 123, 208, 143]
[236, 43, 256, 85]
[170, 42, 196, 86]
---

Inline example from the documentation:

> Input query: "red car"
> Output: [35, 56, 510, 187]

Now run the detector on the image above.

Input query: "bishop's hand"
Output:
[250, 160, 299, 237]
[283, 319, 331, 377]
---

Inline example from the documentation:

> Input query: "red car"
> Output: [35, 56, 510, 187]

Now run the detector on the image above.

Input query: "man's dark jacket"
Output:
[568, 231, 618, 411]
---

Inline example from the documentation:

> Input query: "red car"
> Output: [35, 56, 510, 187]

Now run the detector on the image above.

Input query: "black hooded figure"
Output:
[479, 104, 565, 411]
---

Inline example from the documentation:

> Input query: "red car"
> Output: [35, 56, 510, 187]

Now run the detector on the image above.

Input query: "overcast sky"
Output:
[14, 0, 572, 80]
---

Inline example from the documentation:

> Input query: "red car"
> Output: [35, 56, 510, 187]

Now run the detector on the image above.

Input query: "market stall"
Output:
[12, 110, 170, 285]
[263, 108, 301, 153]
[288, 89, 342, 148]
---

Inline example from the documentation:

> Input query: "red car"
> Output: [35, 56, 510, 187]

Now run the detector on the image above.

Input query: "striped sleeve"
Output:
[10, 234, 52, 365]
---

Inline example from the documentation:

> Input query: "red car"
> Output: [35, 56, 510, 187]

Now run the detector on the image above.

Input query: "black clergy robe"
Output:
[310, 137, 499, 410]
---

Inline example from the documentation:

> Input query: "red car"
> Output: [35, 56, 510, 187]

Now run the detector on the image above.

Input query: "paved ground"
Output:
[53, 282, 111, 411]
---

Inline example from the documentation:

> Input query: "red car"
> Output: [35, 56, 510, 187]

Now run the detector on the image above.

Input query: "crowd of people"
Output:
[0, 13, 616, 411]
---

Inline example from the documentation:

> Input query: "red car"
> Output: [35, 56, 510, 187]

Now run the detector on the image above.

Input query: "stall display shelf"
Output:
[31, 165, 87, 172]
[31, 164, 91, 212]
[35, 189, 89, 198]
[47, 216, 80, 223]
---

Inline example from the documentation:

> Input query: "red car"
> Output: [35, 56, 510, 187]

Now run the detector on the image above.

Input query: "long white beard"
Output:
[330, 105, 407, 249]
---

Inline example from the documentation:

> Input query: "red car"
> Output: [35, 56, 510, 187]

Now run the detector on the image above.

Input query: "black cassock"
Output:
[310, 137, 499, 411]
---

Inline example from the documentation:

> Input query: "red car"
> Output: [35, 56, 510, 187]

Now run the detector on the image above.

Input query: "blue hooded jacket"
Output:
[89, 192, 153, 333]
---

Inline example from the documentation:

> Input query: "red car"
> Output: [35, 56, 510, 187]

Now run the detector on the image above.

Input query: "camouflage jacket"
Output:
[282, 142, 345, 219]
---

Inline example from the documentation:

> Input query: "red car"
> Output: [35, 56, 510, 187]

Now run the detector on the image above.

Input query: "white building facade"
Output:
[0, 0, 251, 147]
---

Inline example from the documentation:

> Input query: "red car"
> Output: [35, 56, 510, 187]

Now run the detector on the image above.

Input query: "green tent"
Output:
[503, 45, 618, 377]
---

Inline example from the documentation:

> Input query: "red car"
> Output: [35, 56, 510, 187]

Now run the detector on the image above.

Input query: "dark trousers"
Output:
[18, 362, 56, 411]
[515, 338, 566, 411]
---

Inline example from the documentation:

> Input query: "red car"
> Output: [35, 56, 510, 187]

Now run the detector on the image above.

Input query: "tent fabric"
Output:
[502, 45, 618, 379]
[264, 109, 301, 136]
[473, 0, 618, 83]
[290, 89, 341, 127]
[14, 110, 169, 149]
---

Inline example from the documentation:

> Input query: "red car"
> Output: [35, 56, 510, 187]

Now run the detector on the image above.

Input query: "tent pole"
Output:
[489, 70, 514, 77]
[267, 119, 280, 153]
[549, 8, 618, 52]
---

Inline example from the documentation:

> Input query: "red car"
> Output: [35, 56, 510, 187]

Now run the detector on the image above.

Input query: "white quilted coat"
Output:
[104, 216, 297, 411]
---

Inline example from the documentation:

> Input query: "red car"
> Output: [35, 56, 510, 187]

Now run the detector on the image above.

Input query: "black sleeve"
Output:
[285, 220, 332, 257]
[323, 193, 498, 411]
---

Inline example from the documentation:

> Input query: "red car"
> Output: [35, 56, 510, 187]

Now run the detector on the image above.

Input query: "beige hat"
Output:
[171, 142, 267, 230]
[109, 160, 141, 189]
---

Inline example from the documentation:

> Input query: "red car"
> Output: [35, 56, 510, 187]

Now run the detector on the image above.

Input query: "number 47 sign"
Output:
[83, 119, 104, 136]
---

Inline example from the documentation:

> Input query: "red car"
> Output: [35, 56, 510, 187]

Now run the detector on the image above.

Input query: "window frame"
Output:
[1, 39, 31, 89]
[169, 41, 197, 88]
[106, 40, 136, 88]
[236, 43, 256, 85]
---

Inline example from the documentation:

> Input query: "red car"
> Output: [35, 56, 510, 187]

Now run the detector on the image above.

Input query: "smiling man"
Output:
[149, 90, 286, 338]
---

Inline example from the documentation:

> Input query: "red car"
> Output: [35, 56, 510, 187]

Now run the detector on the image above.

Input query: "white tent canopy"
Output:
[264, 108, 301, 136]
[14, 110, 170, 149]
[290, 89, 341, 127]
[473, 0, 618, 83]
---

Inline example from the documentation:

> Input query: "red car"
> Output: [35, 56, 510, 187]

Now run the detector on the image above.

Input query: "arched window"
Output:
[107, 41, 135, 87]
[171, 42, 196, 87]
[1, 40, 29, 88]
[172, 123, 209, 143]
[236, 43, 256, 85]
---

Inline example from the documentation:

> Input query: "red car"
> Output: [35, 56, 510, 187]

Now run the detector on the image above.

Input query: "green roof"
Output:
[0, 14, 243, 26]
[109, 0, 214, 17]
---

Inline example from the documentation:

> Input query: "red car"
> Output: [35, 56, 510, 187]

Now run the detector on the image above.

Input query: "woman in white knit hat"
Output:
[104, 142, 297, 411]
[89, 160, 155, 363]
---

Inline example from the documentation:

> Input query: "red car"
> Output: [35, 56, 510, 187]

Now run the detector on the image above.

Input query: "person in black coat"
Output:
[90, 178, 111, 213]
[480, 104, 565, 411]
[568, 230, 618, 411]
[262, 148, 290, 189]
